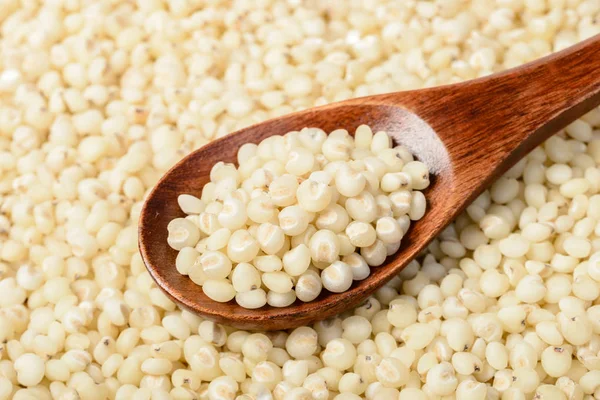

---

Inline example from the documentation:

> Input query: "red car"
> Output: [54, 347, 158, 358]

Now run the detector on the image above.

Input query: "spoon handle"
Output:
[389, 34, 600, 186]
[462, 33, 600, 165]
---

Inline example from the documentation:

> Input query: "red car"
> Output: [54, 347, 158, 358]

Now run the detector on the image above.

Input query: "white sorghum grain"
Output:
[426, 362, 458, 396]
[14, 353, 45, 387]
[2, 1, 600, 398]
[295, 269, 323, 302]
[286, 327, 319, 359]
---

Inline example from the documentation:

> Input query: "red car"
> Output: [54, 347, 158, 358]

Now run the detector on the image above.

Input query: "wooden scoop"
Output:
[139, 34, 600, 330]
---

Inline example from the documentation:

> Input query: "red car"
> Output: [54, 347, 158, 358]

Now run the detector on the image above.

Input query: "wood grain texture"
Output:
[139, 34, 600, 330]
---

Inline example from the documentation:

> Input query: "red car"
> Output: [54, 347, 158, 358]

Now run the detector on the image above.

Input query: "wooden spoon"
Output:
[139, 34, 600, 330]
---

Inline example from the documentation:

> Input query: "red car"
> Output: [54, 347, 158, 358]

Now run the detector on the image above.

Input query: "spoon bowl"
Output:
[139, 34, 600, 330]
